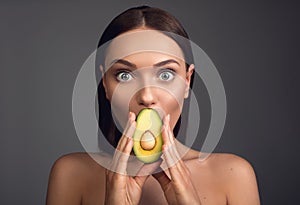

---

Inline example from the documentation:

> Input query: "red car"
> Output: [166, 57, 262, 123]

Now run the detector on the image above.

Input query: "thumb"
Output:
[152, 168, 171, 190]
[134, 159, 162, 187]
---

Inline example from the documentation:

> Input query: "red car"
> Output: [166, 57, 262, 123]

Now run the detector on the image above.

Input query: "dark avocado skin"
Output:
[133, 108, 163, 163]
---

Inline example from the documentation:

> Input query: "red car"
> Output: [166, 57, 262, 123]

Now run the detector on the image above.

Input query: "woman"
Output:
[46, 6, 260, 205]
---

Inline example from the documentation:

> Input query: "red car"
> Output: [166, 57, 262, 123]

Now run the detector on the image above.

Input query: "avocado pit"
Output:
[133, 108, 163, 163]
[140, 130, 156, 150]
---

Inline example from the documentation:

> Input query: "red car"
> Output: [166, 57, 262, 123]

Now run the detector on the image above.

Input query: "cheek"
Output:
[108, 83, 137, 129]
[105, 76, 187, 130]
[164, 96, 181, 130]
[157, 84, 186, 129]
[164, 79, 186, 108]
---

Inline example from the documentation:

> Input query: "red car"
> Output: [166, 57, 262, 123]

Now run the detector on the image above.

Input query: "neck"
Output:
[174, 138, 201, 161]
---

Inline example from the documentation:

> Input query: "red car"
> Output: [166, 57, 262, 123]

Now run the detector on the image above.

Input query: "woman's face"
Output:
[101, 31, 194, 132]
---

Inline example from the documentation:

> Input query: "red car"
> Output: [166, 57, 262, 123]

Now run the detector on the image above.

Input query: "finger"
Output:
[116, 112, 136, 152]
[115, 121, 136, 174]
[163, 145, 177, 171]
[164, 114, 187, 174]
[135, 159, 163, 176]
[152, 168, 171, 190]
[167, 134, 190, 181]
[169, 146, 188, 177]
[134, 159, 163, 187]
[111, 138, 133, 175]
[164, 142, 190, 183]
[112, 112, 135, 165]
[162, 116, 177, 168]
[117, 121, 135, 153]
[162, 114, 188, 181]
[166, 114, 175, 144]
[110, 117, 135, 172]
[162, 116, 171, 147]
[162, 114, 175, 147]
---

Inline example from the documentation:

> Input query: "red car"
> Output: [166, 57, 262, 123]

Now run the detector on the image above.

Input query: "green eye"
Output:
[116, 71, 133, 82]
[158, 70, 175, 81]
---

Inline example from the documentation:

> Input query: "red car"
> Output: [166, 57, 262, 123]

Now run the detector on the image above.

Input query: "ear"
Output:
[184, 64, 194, 99]
[100, 65, 109, 100]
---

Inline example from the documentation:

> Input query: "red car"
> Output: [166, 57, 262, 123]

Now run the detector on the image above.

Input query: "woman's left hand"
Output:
[152, 114, 202, 205]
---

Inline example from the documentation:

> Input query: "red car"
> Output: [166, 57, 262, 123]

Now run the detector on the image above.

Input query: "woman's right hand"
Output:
[104, 112, 161, 205]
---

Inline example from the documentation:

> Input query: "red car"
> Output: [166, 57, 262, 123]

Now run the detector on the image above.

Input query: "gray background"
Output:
[1, 0, 299, 204]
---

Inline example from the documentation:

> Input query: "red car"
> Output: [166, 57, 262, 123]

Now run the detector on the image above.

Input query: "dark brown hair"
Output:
[95, 6, 195, 153]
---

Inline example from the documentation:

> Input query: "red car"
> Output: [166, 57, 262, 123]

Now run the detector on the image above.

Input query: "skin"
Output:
[46, 29, 261, 205]
[102, 51, 190, 131]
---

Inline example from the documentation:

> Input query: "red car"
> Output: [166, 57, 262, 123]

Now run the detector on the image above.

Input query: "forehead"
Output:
[109, 51, 185, 69]
[104, 29, 185, 69]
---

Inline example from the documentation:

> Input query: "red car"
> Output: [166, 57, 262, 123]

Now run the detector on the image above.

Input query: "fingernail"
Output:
[160, 125, 164, 132]
[129, 112, 135, 122]
[164, 114, 168, 123]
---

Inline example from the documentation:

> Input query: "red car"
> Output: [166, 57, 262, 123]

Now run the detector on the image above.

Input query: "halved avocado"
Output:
[133, 108, 163, 163]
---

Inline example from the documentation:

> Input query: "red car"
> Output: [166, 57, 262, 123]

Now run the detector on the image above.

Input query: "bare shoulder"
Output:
[46, 152, 106, 205]
[205, 153, 260, 205]
[51, 152, 105, 172]
[207, 153, 256, 175]
[48, 152, 105, 183]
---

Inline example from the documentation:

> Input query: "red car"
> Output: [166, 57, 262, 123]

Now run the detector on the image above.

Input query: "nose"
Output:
[136, 86, 157, 107]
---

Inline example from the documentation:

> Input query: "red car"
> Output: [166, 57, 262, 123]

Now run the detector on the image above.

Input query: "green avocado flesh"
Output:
[133, 108, 163, 163]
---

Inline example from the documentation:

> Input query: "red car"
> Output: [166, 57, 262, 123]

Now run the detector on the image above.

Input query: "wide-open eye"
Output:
[158, 69, 175, 81]
[116, 71, 133, 82]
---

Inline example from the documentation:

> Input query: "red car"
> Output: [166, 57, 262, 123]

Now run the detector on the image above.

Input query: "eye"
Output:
[158, 70, 175, 81]
[116, 71, 133, 82]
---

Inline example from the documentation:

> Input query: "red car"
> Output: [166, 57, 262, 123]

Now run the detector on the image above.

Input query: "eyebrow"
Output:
[153, 59, 180, 67]
[110, 59, 137, 68]
[110, 59, 180, 68]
